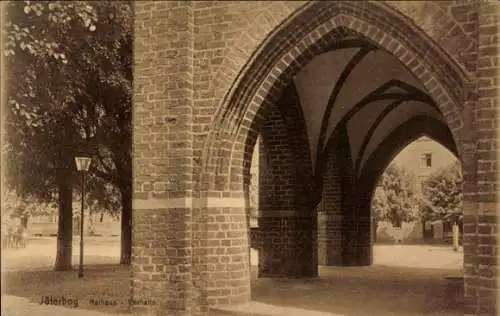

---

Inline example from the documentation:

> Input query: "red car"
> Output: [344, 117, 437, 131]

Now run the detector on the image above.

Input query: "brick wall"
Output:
[389, 1, 477, 75]
[133, 2, 198, 315]
[462, 3, 499, 315]
[192, 2, 474, 137]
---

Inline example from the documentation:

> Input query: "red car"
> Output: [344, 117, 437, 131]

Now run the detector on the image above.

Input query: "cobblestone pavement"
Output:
[2, 238, 463, 316]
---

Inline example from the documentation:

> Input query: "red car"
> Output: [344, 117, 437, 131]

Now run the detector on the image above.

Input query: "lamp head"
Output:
[75, 156, 92, 172]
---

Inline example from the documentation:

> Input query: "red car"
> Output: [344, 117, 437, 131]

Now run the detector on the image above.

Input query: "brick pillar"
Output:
[257, 103, 317, 278]
[463, 3, 500, 315]
[317, 135, 343, 266]
[258, 216, 317, 278]
[195, 197, 251, 308]
[338, 125, 372, 267]
[317, 126, 372, 267]
[348, 195, 373, 267]
[132, 2, 195, 315]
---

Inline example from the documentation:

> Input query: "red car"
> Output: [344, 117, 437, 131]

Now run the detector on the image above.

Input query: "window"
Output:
[443, 221, 453, 233]
[420, 152, 432, 168]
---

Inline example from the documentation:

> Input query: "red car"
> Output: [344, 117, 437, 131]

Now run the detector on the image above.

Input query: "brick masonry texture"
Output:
[317, 134, 343, 266]
[257, 88, 317, 278]
[317, 125, 373, 267]
[133, 1, 499, 315]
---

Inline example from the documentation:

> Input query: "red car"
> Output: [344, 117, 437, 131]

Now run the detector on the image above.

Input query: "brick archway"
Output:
[316, 114, 459, 267]
[199, 1, 471, 196]
[131, 2, 497, 315]
[210, 1, 475, 105]
[197, 2, 474, 305]
[351, 115, 461, 270]
[194, 1, 481, 311]
[196, 2, 475, 307]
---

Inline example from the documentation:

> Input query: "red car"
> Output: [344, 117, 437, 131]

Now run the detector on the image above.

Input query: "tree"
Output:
[248, 168, 259, 225]
[84, 178, 122, 220]
[371, 186, 389, 242]
[1, 189, 57, 227]
[372, 186, 389, 221]
[1, 189, 27, 226]
[3, 0, 100, 270]
[422, 161, 463, 224]
[373, 163, 419, 227]
[3, 1, 133, 266]
[66, 2, 133, 264]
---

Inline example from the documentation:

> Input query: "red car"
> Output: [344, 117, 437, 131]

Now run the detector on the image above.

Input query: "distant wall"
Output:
[375, 220, 448, 244]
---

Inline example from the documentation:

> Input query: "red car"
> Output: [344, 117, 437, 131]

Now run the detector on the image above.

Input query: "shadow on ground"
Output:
[4, 263, 463, 316]
[249, 265, 463, 316]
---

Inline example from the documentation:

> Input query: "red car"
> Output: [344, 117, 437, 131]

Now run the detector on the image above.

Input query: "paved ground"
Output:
[373, 244, 463, 270]
[1, 238, 463, 315]
[1, 237, 121, 273]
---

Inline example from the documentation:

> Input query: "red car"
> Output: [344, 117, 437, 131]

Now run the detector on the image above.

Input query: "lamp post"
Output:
[75, 156, 91, 278]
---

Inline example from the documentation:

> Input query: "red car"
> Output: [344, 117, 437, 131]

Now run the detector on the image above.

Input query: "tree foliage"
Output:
[3, 0, 132, 209]
[372, 163, 419, 226]
[74, 176, 122, 218]
[372, 186, 389, 222]
[4, 1, 96, 201]
[422, 161, 463, 223]
[3, 0, 133, 264]
[248, 167, 259, 221]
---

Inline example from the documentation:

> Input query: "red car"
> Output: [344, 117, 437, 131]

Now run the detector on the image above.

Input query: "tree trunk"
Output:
[54, 168, 73, 271]
[422, 217, 426, 241]
[119, 183, 132, 265]
[452, 222, 459, 252]
[21, 215, 28, 229]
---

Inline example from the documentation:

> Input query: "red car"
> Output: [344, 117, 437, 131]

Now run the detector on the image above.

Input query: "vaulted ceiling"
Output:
[291, 40, 443, 175]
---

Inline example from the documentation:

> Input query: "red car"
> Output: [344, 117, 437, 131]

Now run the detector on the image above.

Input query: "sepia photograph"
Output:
[0, 1, 499, 316]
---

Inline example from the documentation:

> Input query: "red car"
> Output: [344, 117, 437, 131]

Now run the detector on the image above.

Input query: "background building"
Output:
[394, 136, 458, 194]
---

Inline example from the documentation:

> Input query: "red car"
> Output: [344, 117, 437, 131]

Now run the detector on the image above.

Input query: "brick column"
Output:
[318, 126, 372, 267]
[257, 104, 317, 278]
[193, 196, 251, 308]
[317, 136, 343, 266]
[463, 3, 499, 315]
[258, 216, 317, 278]
[347, 193, 373, 267]
[132, 2, 195, 315]
[338, 126, 372, 267]
[334, 125, 372, 267]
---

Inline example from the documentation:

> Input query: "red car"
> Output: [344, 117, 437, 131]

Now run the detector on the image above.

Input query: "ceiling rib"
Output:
[317, 79, 435, 176]
[354, 98, 406, 175]
[314, 44, 377, 173]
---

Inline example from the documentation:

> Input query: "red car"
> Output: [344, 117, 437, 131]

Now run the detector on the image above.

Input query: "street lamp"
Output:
[75, 156, 91, 278]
